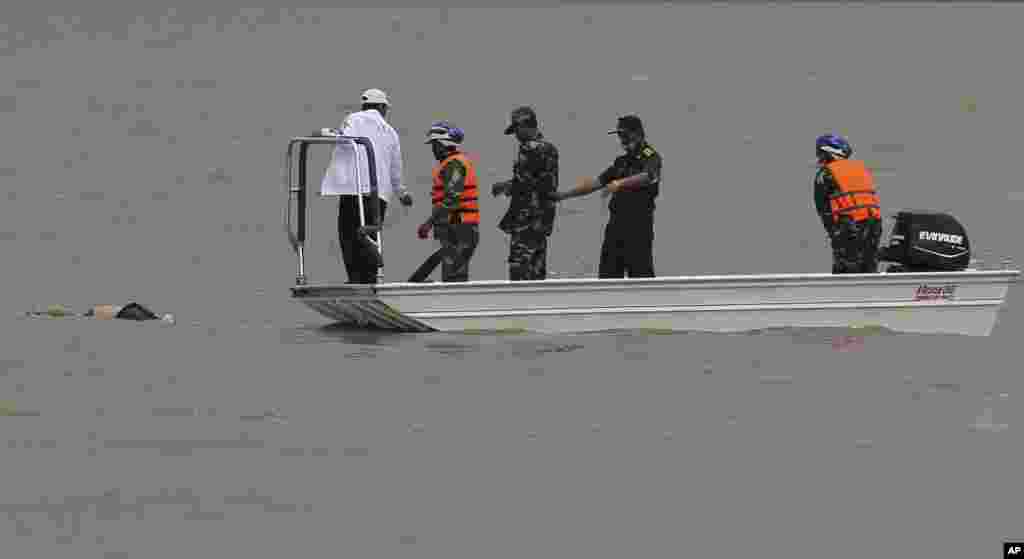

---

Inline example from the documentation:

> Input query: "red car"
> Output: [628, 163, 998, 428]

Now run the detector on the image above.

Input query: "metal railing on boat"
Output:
[284, 135, 383, 286]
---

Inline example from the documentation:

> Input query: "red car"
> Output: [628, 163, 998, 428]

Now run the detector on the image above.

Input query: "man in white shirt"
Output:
[320, 88, 413, 283]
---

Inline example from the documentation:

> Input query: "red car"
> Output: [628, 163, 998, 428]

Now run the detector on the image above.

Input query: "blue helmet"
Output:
[424, 121, 464, 146]
[815, 133, 852, 160]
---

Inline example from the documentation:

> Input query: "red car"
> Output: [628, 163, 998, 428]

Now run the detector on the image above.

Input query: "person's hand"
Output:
[417, 223, 432, 239]
[607, 179, 623, 194]
[398, 192, 413, 207]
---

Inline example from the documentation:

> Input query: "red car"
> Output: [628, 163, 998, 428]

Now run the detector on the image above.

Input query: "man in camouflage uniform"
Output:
[409, 121, 480, 282]
[491, 106, 559, 281]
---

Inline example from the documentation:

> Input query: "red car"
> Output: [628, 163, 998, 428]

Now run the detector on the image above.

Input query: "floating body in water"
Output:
[23, 302, 174, 324]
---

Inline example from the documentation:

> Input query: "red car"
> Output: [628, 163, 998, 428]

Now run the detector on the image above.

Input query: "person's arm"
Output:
[497, 143, 553, 199]
[319, 116, 353, 189]
[556, 162, 616, 200]
[390, 131, 411, 202]
[335, 114, 355, 140]
[423, 159, 467, 227]
[608, 173, 650, 192]
[334, 115, 368, 192]
[491, 178, 514, 197]
[316, 113, 353, 138]
[813, 168, 835, 232]
[611, 150, 662, 192]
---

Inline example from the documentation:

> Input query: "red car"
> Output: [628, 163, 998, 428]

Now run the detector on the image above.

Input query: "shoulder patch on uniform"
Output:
[642, 146, 655, 158]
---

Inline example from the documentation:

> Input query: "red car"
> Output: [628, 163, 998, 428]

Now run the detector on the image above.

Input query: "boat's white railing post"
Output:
[285, 135, 382, 286]
[284, 138, 307, 285]
[351, 142, 383, 283]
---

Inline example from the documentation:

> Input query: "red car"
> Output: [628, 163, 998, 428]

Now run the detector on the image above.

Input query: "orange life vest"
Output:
[431, 151, 480, 225]
[826, 159, 881, 224]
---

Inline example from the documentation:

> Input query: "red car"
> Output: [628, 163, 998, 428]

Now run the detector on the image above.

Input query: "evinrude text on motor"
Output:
[878, 210, 971, 272]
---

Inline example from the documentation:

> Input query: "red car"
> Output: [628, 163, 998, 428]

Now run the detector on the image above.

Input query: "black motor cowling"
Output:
[878, 210, 971, 272]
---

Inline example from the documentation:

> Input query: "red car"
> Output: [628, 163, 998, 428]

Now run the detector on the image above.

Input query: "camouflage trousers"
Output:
[408, 224, 479, 283]
[508, 232, 548, 281]
[830, 218, 882, 274]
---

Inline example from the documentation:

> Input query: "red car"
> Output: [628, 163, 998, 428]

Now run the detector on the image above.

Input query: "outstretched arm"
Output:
[556, 176, 604, 200]
[554, 160, 618, 200]
[609, 149, 661, 193]
[607, 172, 651, 192]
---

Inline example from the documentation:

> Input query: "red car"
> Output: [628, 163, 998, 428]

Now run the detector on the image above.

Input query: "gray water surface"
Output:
[2, 6, 1023, 559]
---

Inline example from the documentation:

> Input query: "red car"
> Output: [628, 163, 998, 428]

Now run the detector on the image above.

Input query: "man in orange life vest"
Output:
[408, 121, 480, 283]
[813, 134, 883, 274]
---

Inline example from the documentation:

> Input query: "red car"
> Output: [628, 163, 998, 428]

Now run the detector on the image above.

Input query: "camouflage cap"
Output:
[608, 114, 644, 136]
[504, 106, 538, 135]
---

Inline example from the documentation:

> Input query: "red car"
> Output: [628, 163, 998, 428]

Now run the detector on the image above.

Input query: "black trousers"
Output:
[599, 214, 655, 279]
[338, 195, 387, 284]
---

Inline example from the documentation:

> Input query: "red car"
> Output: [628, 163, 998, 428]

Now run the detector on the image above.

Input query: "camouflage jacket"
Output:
[497, 133, 559, 236]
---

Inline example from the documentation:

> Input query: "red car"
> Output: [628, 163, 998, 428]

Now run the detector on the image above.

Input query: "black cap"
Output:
[608, 114, 644, 136]
[504, 106, 538, 135]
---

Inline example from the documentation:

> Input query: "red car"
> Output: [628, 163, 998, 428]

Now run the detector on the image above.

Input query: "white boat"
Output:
[284, 135, 1020, 337]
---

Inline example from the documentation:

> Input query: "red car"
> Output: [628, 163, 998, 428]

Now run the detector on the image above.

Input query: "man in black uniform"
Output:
[550, 115, 662, 278]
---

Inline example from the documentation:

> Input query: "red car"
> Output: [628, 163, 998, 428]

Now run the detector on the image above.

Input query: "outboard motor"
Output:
[878, 210, 971, 272]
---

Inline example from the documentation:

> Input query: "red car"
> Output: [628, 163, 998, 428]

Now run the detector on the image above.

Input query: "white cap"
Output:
[360, 88, 390, 106]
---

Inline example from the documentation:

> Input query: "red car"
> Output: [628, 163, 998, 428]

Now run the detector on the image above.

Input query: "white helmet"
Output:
[360, 88, 390, 106]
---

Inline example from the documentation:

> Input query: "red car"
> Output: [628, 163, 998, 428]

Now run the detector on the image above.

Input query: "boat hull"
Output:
[290, 270, 1019, 336]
